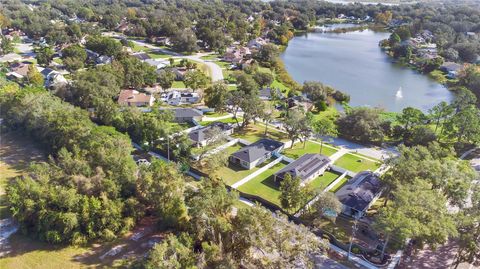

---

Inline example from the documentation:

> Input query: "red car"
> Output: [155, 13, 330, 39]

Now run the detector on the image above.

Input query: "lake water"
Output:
[280, 29, 453, 112]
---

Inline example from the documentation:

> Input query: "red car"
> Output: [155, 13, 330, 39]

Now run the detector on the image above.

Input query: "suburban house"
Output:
[223, 46, 252, 64]
[335, 171, 383, 219]
[6, 62, 30, 80]
[172, 67, 189, 80]
[229, 139, 284, 170]
[247, 37, 268, 50]
[189, 122, 234, 147]
[132, 52, 151, 61]
[163, 91, 200, 106]
[172, 108, 203, 123]
[39, 67, 67, 88]
[440, 62, 464, 79]
[86, 49, 112, 65]
[118, 89, 155, 107]
[259, 88, 285, 100]
[145, 59, 169, 70]
[286, 96, 314, 111]
[274, 154, 332, 185]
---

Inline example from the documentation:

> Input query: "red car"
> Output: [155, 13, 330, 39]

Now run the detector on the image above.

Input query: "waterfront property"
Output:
[274, 153, 332, 185]
[335, 171, 383, 218]
[229, 138, 284, 170]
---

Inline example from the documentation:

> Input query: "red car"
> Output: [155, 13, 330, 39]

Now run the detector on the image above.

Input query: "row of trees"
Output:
[337, 88, 480, 147]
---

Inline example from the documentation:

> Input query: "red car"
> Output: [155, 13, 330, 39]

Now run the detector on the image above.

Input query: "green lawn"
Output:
[231, 124, 289, 143]
[308, 171, 341, 191]
[334, 153, 381, 173]
[283, 140, 338, 159]
[227, 85, 237, 91]
[237, 161, 288, 206]
[200, 54, 219, 61]
[147, 50, 172, 59]
[215, 157, 274, 186]
[204, 111, 229, 118]
[328, 176, 350, 193]
[172, 81, 186, 88]
[199, 117, 241, 126]
[311, 106, 339, 121]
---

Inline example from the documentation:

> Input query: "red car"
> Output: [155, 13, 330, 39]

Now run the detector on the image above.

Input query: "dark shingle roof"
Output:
[275, 154, 331, 182]
[173, 108, 203, 118]
[189, 122, 232, 143]
[335, 172, 382, 213]
[132, 52, 151, 61]
[231, 138, 284, 163]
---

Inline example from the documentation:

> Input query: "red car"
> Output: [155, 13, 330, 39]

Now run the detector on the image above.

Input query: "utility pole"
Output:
[347, 215, 359, 261]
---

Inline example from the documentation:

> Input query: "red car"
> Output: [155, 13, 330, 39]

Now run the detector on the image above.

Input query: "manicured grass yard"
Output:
[199, 117, 241, 126]
[308, 171, 341, 192]
[231, 124, 289, 143]
[215, 158, 274, 186]
[283, 140, 338, 159]
[172, 80, 186, 88]
[328, 176, 350, 193]
[237, 161, 288, 206]
[204, 111, 229, 117]
[334, 153, 381, 173]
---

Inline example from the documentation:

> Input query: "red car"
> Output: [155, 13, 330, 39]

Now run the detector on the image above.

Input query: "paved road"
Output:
[318, 136, 397, 161]
[0, 41, 35, 63]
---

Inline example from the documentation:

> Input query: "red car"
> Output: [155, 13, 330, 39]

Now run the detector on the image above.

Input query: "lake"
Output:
[280, 29, 453, 112]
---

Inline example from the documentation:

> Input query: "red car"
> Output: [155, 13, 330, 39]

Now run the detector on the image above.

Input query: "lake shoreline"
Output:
[280, 27, 453, 112]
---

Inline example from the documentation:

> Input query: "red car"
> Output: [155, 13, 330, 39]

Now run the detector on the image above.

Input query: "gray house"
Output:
[173, 108, 203, 123]
[230, 139, 284, 170]
[335, 171, 383, 219]
[274, 154, 331, 185]
[189, 122, 234, 147]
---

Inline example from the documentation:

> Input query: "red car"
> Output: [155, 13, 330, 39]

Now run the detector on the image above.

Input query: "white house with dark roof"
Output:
[189, 122, 234, 147]
[274, 154, 332, 185]
[229, 139, 284, 170]
[335, 171, 383, 219]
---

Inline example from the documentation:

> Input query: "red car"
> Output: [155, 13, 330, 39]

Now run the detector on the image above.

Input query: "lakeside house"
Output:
[189, 122, 234, 147]
[274, 154, 332, 185]
[229, 138, 284, 170]
[259, 88, 285, 100]
[118, 89, 155, 107]
[440, 62, 464, 79]
[247, 37, 268, 50]
[172, 108, 203, 123]
[335, 171, 383, 219]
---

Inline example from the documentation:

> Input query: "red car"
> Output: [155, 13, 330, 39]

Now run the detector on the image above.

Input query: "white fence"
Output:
[231, 156, 285, 189]
[330, 165, 356, 177]
[323, 171, 348, 193]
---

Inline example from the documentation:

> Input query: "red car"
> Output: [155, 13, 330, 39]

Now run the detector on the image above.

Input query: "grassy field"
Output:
[311, 106, 339, 121]
[231, 124, 289, 143]
[215, 158, 274, 186]
[199, 117, 240, 126]
[334, 153, 381, 173]
[203, 111, 229, 118]
[308, 171, 341, 192]
[282, 140, 338, 159]
[237, 161, 288, 206]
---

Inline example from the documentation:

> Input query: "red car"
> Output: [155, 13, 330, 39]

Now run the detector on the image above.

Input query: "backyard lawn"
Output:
[231, 124, 289, 143]
[199, 117, 240, 126]
[282, 140, 338, 159]
[334, 153, 381, 173]
[215, 158, 274, 186]
[328, 176, 350, 193]
[308, 171, 341, 192]
[237, 161, 288, 206]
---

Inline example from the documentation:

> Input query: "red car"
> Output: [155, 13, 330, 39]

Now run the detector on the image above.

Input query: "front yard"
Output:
[334, 153, 381, 173]
[282, 140, 338, 159]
